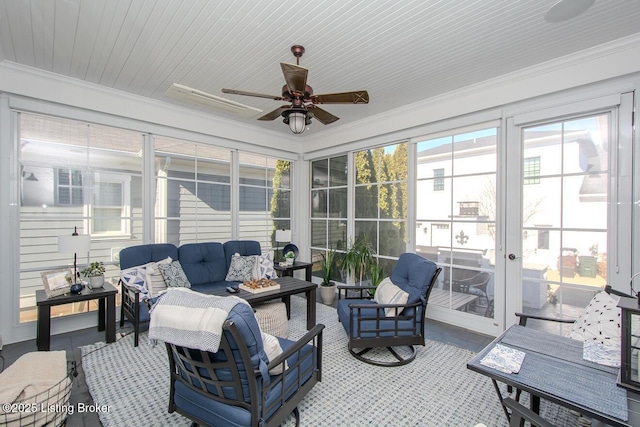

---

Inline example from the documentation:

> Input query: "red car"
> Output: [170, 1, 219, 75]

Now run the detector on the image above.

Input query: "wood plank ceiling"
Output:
[1, 0, 639, 136]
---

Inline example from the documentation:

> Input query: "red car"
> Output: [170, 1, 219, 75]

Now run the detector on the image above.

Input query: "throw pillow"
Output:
[374, 277, 409, 317]
[568, 290, 621, 347]
[146, 257, 172, 297]
[226, 253, 258, 281]
[158, 260, 191, 289]
[262, 332, 288, 375]
[120, 264, 152, 300]
[253, 251, 278, 279]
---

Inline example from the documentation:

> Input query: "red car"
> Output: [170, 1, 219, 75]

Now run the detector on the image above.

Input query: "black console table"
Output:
[36, 282, 117, 351]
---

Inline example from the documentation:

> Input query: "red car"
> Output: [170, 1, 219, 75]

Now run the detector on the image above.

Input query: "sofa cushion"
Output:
[179, 242, 227, 285]
[223, 240, 261, 271]
[119, 243, 178, 270]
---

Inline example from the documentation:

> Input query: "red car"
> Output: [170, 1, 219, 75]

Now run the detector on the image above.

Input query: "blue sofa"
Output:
[119, 240, 261, 346]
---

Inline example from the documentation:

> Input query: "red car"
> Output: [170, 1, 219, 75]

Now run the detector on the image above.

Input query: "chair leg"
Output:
[292, 407, 300, 427]
[349, 346, 417, 367]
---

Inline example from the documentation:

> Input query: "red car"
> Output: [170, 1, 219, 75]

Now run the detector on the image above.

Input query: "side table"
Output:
[274, 261, 313, 282]
[36, 282, 118, 351]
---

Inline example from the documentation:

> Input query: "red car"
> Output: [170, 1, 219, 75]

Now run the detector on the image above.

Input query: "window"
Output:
[56, 169, 83, 205]
[415, 127, 497, 317]
[523, 156, 541, 185]
[19, 113, 144, 323]
[310, 155, 348, 282]
[354, 143, 408, 276]
[91, 174, 131, 235]
[154, 137, 232, 245]
[434, 168, 445, 191]
[238, 152, 291, 252]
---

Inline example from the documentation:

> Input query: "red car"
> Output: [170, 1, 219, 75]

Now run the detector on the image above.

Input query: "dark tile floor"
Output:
[1, 290, 493, 427]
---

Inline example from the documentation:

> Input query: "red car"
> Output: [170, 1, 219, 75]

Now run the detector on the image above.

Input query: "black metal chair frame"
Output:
[337, 268, 442, 367]
[165, 321, 324, 427]
[503, 397, 556, 427]
[118, 280, 149, 347]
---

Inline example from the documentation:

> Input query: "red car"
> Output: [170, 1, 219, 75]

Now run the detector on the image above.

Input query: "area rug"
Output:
[81, 297, 575, 426]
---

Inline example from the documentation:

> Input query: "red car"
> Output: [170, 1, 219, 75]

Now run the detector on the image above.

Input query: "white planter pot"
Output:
[285, 258, 294, 266]
[88, 275, 105, 289]
[320, 283, 336, 305]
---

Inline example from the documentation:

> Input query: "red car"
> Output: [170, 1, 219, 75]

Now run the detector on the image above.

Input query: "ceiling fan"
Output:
[222, 45, 369, 134]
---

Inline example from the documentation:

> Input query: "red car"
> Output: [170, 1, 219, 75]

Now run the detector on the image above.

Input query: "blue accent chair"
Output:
[164, 302, 324, 427]
[337, 253, 441, 366]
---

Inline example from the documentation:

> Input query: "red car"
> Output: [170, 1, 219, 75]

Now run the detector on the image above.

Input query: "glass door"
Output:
[505, 93, 633, 334]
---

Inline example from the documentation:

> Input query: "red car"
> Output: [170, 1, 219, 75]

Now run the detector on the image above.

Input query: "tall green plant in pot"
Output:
[341, 236, 375, 286]
[319, 248, 337, 305]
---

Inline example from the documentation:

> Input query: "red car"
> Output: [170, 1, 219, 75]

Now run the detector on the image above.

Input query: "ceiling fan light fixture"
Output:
[284, 110, 308, 134]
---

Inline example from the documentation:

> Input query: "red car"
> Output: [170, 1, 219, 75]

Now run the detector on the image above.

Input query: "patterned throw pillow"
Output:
[374, 277, 409, 317]
[158, 260, 191, 288]
[226, 253, 258, 281]
[568, 290, 620, 346]
[253, 251, 278, 279]
[120, 264, 152, 300]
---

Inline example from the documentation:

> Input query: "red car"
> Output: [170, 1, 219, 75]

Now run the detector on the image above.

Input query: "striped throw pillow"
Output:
[374, 277, 409, 317]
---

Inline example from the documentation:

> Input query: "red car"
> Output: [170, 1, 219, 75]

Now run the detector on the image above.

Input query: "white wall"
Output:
[1, 35, 639, 344]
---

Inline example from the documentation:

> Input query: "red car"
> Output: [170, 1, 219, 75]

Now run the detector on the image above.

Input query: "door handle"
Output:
[508, 253, 521, 260]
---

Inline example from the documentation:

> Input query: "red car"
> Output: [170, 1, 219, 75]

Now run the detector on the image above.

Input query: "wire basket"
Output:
[0, 362, 76, 427]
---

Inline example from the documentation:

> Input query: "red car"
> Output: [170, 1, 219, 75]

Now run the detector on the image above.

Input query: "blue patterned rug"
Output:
[81, 297, 576, 426]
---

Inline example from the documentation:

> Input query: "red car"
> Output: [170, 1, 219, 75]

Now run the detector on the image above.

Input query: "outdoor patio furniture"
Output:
[161, 298, 324, 427]
[452, 271, 492, 316]
[337, 252, 441, 366]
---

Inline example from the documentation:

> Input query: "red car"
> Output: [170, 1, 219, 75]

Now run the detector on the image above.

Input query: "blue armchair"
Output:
[164, 302, 324, 426]
[337, 253, 441, 366]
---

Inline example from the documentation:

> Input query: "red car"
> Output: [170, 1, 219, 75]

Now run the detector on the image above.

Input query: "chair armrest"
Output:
[605, 285, 632, 298]
[267, 324, 325, 370]
[348, 300, 422, 319]
[337, 285, 376, 300]
[120, 278, 141, 295]
[515, 312, 575, 327]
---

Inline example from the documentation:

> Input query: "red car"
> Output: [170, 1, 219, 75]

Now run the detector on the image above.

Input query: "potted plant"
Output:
[368, 259, 384, 297]
[284, 250, 295, 266]
[81, 261, 106, 289]
[319, 248, 337, 305]
[341, 236, 375, 286]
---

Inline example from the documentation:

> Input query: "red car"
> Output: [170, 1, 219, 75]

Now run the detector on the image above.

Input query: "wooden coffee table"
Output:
[210, 276, 317, 330]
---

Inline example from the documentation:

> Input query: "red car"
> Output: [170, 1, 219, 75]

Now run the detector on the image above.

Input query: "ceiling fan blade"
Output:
[308, 106, 339, 125]
[280, 63, 308, 95]
[311, 91, 369, 104]
[222, 88, 287, 101]
[258, 106, 290, 121]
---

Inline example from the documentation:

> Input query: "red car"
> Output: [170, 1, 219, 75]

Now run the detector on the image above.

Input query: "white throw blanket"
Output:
[149, 287, 250, 353]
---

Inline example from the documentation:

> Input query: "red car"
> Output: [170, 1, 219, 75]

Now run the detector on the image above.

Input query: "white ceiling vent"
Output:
[165, 83, 262, 118]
